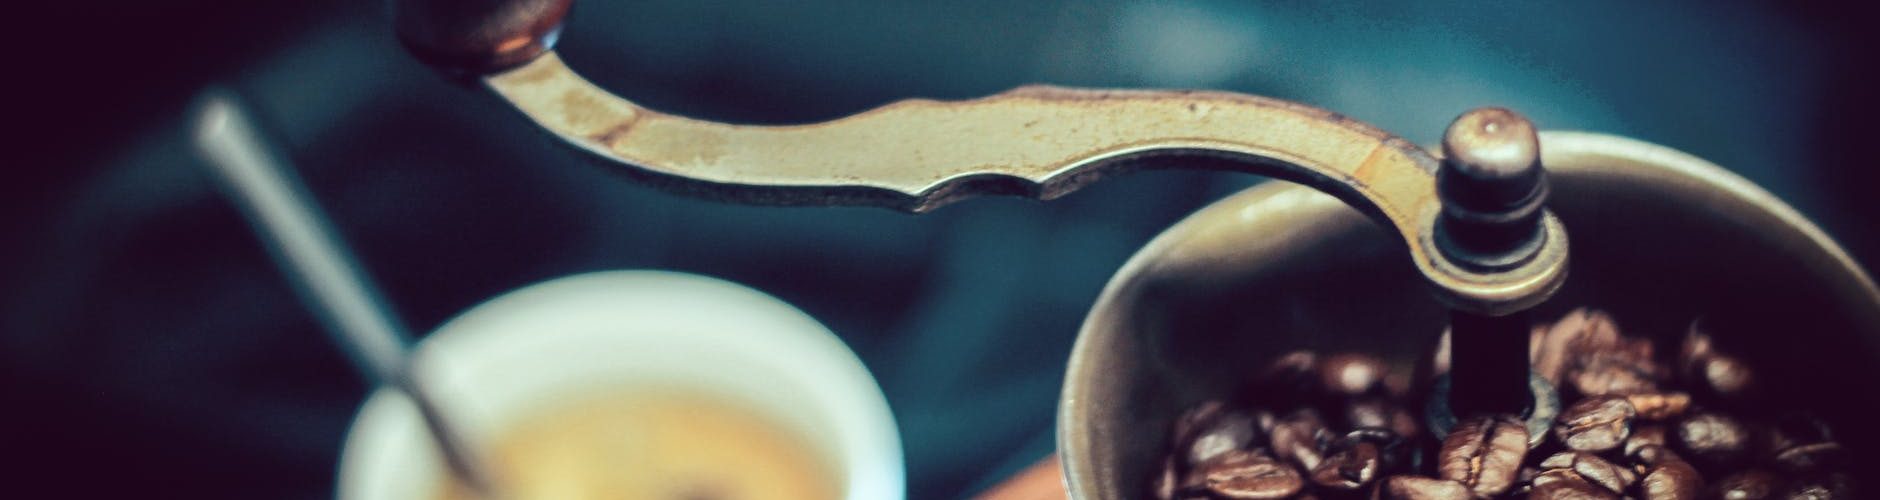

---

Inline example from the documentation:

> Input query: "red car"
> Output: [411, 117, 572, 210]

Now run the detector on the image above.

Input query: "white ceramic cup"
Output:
[336, 270, 904, 500]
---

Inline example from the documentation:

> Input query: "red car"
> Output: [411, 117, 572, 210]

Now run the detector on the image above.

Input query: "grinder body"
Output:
[1058, 131, 1880, 499]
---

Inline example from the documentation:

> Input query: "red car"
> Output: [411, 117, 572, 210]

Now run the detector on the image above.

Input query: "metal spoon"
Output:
[191, 89, 498, 497]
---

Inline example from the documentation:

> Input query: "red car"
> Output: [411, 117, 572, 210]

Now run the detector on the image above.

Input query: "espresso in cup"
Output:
[436, 390, 839, 500]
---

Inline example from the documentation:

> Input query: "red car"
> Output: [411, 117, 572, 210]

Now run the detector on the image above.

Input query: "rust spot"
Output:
[582, 103, 647, 148]
[556, 88, 643, 145]
[1351, 144, 1390, 186]
[590, 121, 635, 147]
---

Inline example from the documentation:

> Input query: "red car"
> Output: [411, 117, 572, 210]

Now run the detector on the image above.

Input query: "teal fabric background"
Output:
[6, 1, 1875, 498]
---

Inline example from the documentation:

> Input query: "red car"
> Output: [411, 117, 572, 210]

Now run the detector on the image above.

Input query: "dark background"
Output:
[5, 1, 1877, 498]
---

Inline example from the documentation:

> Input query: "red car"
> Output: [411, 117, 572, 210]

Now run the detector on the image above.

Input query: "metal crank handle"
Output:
[392, 0, 1567, 316]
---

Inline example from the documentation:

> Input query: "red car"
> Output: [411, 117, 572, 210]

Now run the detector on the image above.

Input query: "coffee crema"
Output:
[438, 391, 840, 500]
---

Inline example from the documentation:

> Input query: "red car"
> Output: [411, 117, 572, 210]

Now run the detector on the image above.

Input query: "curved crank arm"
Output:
[482, 53, 1563, 315]
[489, 53, 1428, 215]
[390, 0, 1564, 315]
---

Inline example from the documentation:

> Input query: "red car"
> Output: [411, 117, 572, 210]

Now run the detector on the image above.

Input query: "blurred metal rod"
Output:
[190, 89, 497, 497]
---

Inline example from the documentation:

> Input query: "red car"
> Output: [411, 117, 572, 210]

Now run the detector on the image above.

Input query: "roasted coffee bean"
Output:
[1385, 476, 1470, 500]
[1555, 309, 1624, 347]
[1714, 469, 1779, 500]
[1252, 409, 1279, 436]
[1528, 476, 1619, 500]
[1677, 412, 1750, 464]
[1529, 469, 1621, 499]
[1571, 335, 1661, 392]
[1556, 396, 1636, 452]
[1309, 438, 1381, 490]
[1532, 309, 1621, 385]
[1577, 309, 1623, 343]
[1696, 353, 1755, 400]
[1345, 398, 1421, 441]
[1636, 446, 1702, 500]
[1677, 324, 1756, 401]
[1538, 451, 1634, 494]
[1594, 336, 1656, 369]
[1766, 413, 1834, 454]
[1641, 461, 1703, 500]
[1344, 428, 1412, 473]
[1264, 350, 1318, 375]
[1173, 400, 1227, 446]
[1781, 472, 1852, 500]
[1438, 415, 1529, 497]
[1631, 443, 1684, 466]
[1344, 398, 1392, 430]
[1152, 455, 1180, 500]
[1155, 313, 1853, 500]
[1518, 466, 1543, 484]
[1254, 350, 1322, 399]
[1201, 450, 1304, 499]
[1177, 466, 1209, 498]
[1270, 409, 1330, 471]
[1320, 352, 1387, 396]
[1186, 409, 1260, 466]
[1567, 311, 1630, 374]
[1530, 468, 1580, 486]
[1625, 392, 1693, 421]
[1773, 442, 1843, 473]
[1570, 357, 1659, 397]
[1627, 425, 1669, 457]
[1678, 321, 1715, 373]
[1384, 368, 1414, 399]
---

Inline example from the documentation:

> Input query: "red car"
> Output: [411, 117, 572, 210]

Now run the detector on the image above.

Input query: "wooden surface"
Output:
[972, 455, 1069, 500]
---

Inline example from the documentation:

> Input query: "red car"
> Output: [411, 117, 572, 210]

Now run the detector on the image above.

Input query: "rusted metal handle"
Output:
[386, 0, 1565, 314]
[480, 52, 1565, 315]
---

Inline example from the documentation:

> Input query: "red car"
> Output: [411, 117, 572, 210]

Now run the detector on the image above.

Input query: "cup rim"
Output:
[334, 269, 904, 500]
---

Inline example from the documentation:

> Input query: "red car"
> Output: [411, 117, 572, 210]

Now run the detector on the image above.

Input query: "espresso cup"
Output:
[337, 270, 904, 500]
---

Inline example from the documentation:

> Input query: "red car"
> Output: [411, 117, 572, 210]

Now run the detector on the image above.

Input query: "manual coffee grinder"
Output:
[392, 1, 1880, 498]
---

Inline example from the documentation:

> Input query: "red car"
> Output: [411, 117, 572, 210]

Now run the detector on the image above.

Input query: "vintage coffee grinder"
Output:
[393, 1, 1880, 497]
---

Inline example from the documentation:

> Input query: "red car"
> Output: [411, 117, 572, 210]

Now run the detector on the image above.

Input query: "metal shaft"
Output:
[1448, 310, 1534, 417]
[1437, 108, 1550, 418]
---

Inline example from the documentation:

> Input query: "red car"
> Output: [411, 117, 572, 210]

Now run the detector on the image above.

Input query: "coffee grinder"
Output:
[389, 1, 1880, 497]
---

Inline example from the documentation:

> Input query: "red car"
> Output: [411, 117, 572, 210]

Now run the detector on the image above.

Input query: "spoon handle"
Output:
[192, 89, 498, 497]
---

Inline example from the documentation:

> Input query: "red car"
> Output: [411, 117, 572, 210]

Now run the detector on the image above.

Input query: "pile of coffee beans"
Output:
[1152, 309, 1851, 499]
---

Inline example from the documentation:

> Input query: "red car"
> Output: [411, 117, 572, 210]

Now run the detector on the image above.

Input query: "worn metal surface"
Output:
[483, 51, 1565, 314]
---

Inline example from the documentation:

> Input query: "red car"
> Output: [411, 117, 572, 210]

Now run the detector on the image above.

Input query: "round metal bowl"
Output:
[1058, 131, 1880, 498]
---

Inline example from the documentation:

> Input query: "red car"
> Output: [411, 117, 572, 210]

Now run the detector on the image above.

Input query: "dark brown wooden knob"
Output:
[394, 0, 573, 76]
[1436, 107, 1549, 271]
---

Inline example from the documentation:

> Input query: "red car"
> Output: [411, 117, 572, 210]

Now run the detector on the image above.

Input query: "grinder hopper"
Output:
[1057, 132, 1880, 498]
